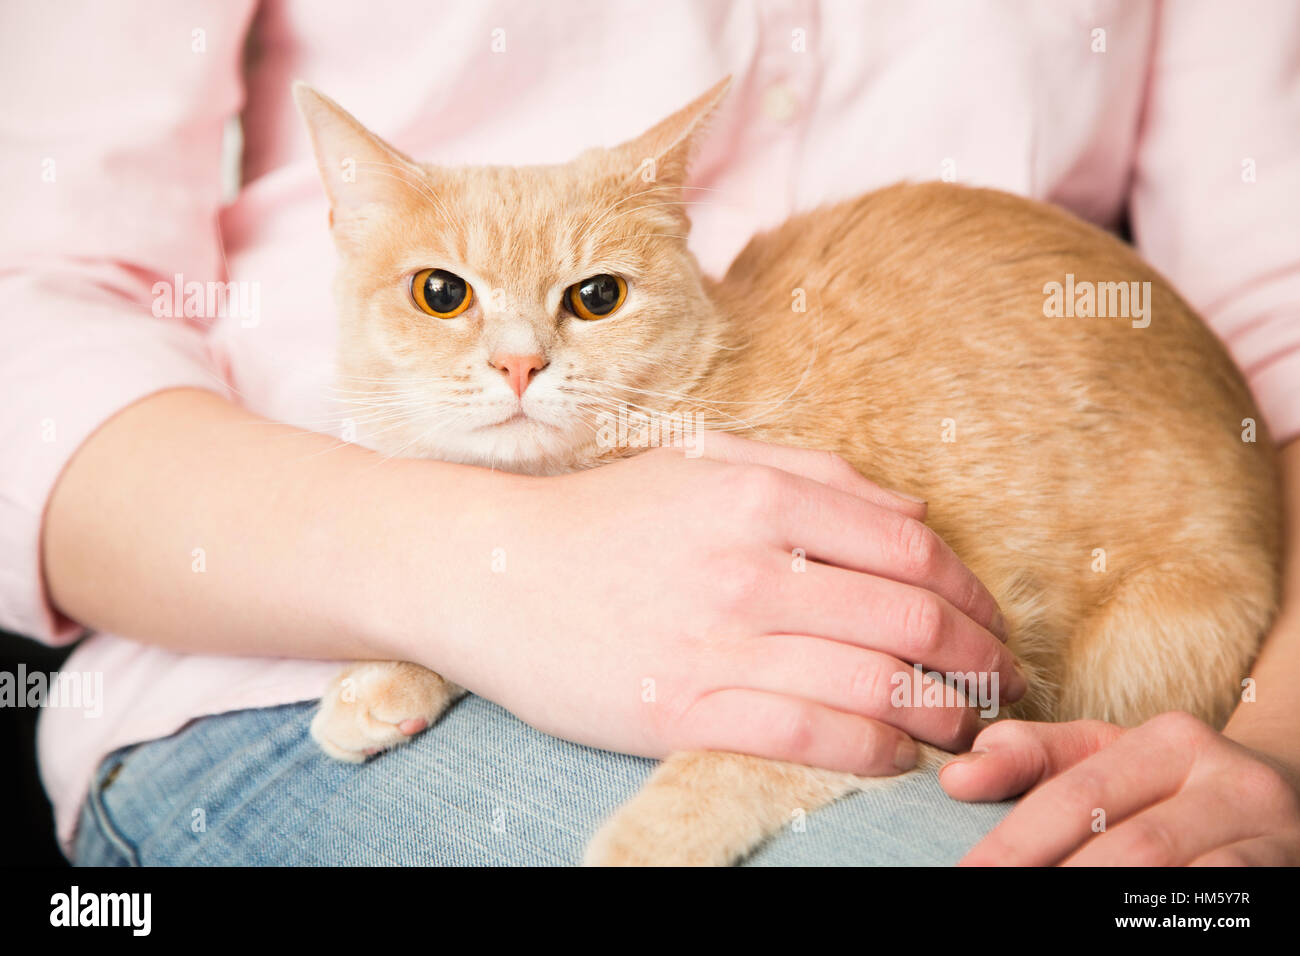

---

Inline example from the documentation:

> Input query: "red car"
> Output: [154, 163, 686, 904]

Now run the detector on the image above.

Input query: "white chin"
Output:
[424, 417, 576, 475]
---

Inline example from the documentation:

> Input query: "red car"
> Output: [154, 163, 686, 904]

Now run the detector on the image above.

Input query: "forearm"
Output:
[1224, 440, 1300, 772]
[42, 387, 516, 666]
[38, 389, 1034, 770]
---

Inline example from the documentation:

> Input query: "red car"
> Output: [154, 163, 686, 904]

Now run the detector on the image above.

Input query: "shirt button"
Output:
[762, 82, 799, 123]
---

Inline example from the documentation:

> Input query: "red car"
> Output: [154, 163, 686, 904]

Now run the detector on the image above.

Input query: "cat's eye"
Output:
[411, 268, 474, 319]
[566, 274, 627, 321]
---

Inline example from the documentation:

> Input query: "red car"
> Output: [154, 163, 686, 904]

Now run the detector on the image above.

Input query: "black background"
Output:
[2, 628, 72, 867]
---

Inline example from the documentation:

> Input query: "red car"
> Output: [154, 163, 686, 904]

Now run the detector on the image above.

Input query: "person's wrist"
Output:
[347, 454, 535, 675]
[1222, 612, 1300, 783]
[1223, 719, 1300, 786]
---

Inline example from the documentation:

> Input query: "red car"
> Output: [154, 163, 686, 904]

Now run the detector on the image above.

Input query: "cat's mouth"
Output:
[497, 411, 530, 427]
[479, 409, 558, 431]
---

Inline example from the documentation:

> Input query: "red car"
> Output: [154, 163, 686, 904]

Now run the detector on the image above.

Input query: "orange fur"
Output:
[295, 81, 1281, 865]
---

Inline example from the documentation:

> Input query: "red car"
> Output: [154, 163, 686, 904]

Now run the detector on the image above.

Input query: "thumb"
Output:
[939, 719, 1124, 802]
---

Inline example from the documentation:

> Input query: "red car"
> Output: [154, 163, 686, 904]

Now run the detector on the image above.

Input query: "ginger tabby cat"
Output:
[294, 80, 1280, 865]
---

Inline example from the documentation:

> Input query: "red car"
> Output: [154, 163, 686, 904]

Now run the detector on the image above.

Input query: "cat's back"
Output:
[711, 180, 1264, 460]
[705, 180, 1278, 616]
[720, 180, 1203, 356]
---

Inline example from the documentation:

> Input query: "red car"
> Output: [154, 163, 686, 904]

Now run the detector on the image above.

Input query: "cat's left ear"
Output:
[612, 76, 731, 194]
[293, 82, 424, 227]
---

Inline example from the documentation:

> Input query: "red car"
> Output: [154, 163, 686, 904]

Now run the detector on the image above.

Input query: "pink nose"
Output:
[489, 353, 548, 398]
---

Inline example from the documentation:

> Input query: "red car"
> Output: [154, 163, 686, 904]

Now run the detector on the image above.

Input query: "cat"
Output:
[293, 78, 1281, 865]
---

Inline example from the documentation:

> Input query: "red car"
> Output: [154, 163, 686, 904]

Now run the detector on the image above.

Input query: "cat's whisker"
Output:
[603, 234, 691, 242]
[326, 391, 471, 412]
[589, 387, 778, 434]
[354, 161, 467, 236]
[331, 376, 476, 391]
[574, 192, 711, 247]
[212, 402, 431, 433]
[328, 387, 474, 400]
[571, 284, 830, 425]
[327, 385, 482, 407]
[568, 377, 786, 410]
[354, 164, 455, 223]
[578, 200, 716, 252]
[350, 165, 467, 242]
[333, 406, 479, 468]
[361, 406, 485, 469]
[565, 389, 761, 436]
[590, 199, 714, 233]
[573, 184, 718, 246]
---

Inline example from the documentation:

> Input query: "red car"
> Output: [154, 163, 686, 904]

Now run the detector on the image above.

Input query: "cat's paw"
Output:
[583, 806, 732, 867]
[310, 661, 462, 763]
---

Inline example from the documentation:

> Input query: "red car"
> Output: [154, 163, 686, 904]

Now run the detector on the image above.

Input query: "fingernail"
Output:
[888, 487, 927, 505]
[894, 738, 918, 771]
[938, 749, 987, 778]
[990, 610, 1008, 642]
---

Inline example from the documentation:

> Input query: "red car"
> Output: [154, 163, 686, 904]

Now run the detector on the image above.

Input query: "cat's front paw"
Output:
[311, 661, 462, 762]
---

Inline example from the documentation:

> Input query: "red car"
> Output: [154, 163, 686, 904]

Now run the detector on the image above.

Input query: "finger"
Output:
[771, 561, 1025, 702]
[693, 431, 928, 520]
[772, 481, 1005, 639]
[675, 687, 919, 776]
[740, 634, 984, 751]
[1063, 784, 1251, 866]
[1191, 837, 1299, 867]
[940, 719, 1124, 802]
[959, 720, 1195, 866]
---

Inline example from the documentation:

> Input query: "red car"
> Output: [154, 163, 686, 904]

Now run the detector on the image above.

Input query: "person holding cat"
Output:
[3, 0, 1299, 865]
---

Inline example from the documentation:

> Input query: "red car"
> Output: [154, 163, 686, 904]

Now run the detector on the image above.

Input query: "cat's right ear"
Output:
[612, 76, 731, 191]
[293, 82, 423, 225]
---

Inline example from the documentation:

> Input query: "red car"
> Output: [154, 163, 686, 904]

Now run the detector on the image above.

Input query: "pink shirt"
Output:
[3, 0, 1299, 855]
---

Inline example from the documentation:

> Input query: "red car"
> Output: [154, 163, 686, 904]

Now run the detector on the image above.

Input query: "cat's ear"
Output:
[613, 76, 731, 192]
[293, 82, 423, 223]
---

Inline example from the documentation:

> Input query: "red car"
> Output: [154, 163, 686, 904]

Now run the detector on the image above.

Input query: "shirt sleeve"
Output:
[1129, 0, 1300, 444]
[0, 1, 257, 643]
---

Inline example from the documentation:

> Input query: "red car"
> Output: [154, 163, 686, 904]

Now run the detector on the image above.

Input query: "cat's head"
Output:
[295, 80, 729, 474]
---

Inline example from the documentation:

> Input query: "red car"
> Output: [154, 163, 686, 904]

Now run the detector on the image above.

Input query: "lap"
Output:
[74, 694, 1012, 866]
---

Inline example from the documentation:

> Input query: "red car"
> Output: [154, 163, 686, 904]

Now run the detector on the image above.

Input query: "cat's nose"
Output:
[489, 352, 548, 398]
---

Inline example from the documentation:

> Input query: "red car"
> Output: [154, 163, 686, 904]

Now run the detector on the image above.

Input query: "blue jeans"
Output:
[73, 694, 1013, 865]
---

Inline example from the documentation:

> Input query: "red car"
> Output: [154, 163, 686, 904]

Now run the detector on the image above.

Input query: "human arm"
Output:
[43, 387, 1024, 771]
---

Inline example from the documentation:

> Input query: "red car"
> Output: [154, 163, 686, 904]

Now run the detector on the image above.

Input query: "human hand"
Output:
[941, 713, 1300, 865]
[413, 433, 1022, 774]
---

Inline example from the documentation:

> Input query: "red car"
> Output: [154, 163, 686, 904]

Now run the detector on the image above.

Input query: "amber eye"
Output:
[411, 268, 473, 318]
[566, 274, 627, 321]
